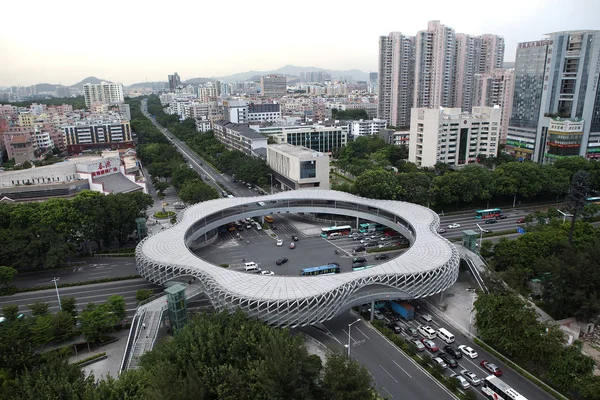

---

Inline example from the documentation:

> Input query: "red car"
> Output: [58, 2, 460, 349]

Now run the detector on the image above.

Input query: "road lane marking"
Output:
[381, 387, 393, 398]
[379, 364, 399, 383]
[355, 326, 370, 339]
[393, 360, 413, 378]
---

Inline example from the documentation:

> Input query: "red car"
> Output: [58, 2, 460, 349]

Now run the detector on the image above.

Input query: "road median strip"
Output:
[1, 275, 142, 297]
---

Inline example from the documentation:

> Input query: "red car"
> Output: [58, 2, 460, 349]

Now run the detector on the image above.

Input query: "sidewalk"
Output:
[70, 329, 130, 380]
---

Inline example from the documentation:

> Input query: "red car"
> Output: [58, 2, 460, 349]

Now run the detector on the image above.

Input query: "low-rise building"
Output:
[0, 150, 145, 201]
[409, 106, 501, 168]
[252, 123, 348, 153]
[348, 119, 387, 137]
[267, 144, 330, 190]
[378, 128, 410, 147]
[213, 120, 268, 156]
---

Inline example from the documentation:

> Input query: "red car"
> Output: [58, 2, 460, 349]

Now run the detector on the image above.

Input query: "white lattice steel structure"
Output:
[136, 190, 459, 327]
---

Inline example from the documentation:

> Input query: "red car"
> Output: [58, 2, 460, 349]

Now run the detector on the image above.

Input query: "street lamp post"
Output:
[51, 277, 62, 311]
[268, 173, 273, 195]
[557, 209, 571, 223]
[346, 319, 361, 357]
[476, 223, 484, 250]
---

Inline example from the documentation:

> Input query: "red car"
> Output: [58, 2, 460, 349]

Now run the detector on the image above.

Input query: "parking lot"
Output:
[193, 214, 409, 277]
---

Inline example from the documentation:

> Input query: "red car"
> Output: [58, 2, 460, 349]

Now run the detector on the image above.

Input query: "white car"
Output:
[261, 270, 274, 276]
[458, 344, 478, 359]
[276, 239, 284, 246]
[448, 223, 461, 229]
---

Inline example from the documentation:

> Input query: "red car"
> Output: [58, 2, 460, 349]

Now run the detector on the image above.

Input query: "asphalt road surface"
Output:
[0, 279, 159, 319]
[11, 258, 139, 289]
[141, 100, 257, 198]
[303, 311, 458, 399]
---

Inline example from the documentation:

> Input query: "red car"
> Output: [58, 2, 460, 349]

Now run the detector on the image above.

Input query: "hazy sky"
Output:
[1, 0, 599, 86]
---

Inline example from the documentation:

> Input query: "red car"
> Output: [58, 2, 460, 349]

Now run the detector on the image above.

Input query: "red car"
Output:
[480, 360, 502, 376]
[421, 338, 439, 352]
[516, 217, 525, 223]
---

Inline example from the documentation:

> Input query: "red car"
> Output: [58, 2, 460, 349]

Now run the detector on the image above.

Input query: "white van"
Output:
[244, 262, 259, 272]
[328, 233, 341, 240]
[417, 325, 437, 340]
[437, 327, 455, 344]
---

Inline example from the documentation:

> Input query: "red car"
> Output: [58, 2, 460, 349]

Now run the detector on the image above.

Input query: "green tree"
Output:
[106, 295, 127, 322]
[28, 301, 50, 317]
[53, 311, 75, 341]
[3, 354, 96, 400]
[30, 314, 55, 346]
[353, 169, 401, 200]
[136, 289, 154, 303]
[138, 311, 328, 400]
[546, 344, 595, 392]
[1, 305, 20, 322]
[566, 170, 590, 243]
[79, 302, 119, 343]
[319, 351, 377, 400]
[61, 297, 78, 319]
[494, 162, 546, 207]
[179, 181, 219, 204]
[0, 266, 17, 287]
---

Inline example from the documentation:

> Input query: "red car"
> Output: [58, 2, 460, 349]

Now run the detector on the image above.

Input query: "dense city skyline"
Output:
[1, 0, 599, 86]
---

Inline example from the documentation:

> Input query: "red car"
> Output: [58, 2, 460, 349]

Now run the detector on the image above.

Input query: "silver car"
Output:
[460, 369, 481, 386]
[450, 373, 471, 390]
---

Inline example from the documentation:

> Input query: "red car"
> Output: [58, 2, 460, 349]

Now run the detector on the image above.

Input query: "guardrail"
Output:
[464, 258, 488, 294]
[120, 309, 144, 373]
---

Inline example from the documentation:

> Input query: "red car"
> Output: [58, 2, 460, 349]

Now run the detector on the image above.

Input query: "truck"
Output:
[389, 301, 414, 320]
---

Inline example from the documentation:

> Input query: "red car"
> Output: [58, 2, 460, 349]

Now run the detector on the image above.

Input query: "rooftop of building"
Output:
[268, 143, 327, 157]
[214, 120, 268, 140]
[93, 173, 142, 194]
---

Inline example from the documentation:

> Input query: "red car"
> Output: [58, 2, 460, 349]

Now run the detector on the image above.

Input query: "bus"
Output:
[320, 225, 352, 238]
[586, 197, 600, 205]
[359, 223, 385, 233]
[476, 208, 502, 219]
[352, 264, 375, 272]
[482, 375, 528, 400]
[299, 263, 342, 276]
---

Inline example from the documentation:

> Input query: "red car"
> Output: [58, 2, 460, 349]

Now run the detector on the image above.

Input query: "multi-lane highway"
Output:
[11, 258, 138, 289]
[140, 100, 257, 198]
[314, 312, 458, 399]
[0, 279, 159, 319]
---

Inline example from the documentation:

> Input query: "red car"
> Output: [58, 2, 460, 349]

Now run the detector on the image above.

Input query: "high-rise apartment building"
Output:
[378, 32, 415, 128]
[506, 31, 600, 162]
[414, 21, 457, 109]
[409, 106, 501, 168]
[83, 82, 124, 108]
[474, 69, 514, 143]
[168, 72, 181, 91]
[378, 21, 504, 128]
[260, 75, 287, 97]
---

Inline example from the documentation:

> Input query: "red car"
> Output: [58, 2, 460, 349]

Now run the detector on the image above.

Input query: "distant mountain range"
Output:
[206, 64, 370, 83]
[1, 76, 110, 93]
[124, 65, 370, 91]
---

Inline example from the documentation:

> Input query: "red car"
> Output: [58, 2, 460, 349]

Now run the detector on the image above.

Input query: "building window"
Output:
[300, 160, 316, 179]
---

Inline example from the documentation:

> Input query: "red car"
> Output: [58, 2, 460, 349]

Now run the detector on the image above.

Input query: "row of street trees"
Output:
[0, 311, 377, 399]
[0, 190, 152, 271]
[127, 99, 220, 204]
[145, 95, 273, 187]
[332, 136, 600, 210]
